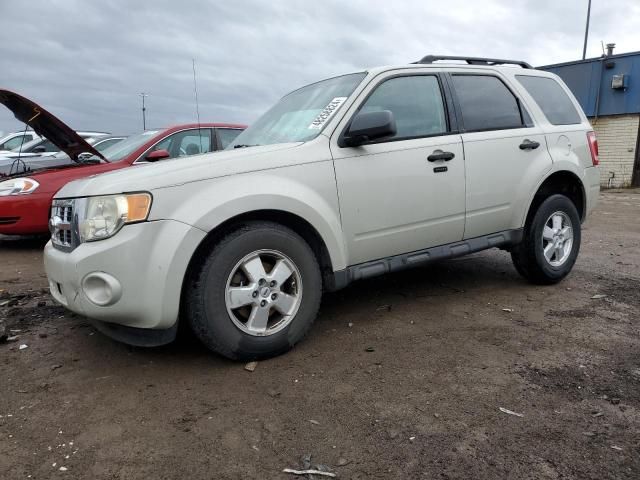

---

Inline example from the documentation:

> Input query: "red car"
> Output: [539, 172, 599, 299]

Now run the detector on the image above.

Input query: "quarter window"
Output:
[452, 75, 524, 132]
[516, 75, 581, 125]
[358, 75, 447, 140]
[217, 128, 243, 150]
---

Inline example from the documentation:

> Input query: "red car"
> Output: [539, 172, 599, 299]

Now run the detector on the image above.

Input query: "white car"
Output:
[0, 130, 41, 152]
[0, 131, 108, 159]
[44, 55, 600, 360]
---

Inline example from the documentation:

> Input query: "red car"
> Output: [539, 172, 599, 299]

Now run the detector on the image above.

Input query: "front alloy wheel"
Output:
[186, 221, 322, 360]
[225, 249, 303, 336]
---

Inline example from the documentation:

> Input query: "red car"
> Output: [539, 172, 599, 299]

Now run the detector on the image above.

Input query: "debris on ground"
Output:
[590, 294, 607, 299]
[19, 344, 28, 350]
[592, 411, 604, 417]
[611, 445, 623, 451]
[376, 304, 392, 312]
[244, 361, 258, 372]
[309, 419, 320, 425]
[282, 468, 336, 477]
[502, 308, 514, 312]
[499, 407, 524, 417]
[365, 347, 375, 352]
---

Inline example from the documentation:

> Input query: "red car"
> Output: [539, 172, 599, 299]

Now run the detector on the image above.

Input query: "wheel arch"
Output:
[182, 209, 339, 300]
[524, 170, 586, 229]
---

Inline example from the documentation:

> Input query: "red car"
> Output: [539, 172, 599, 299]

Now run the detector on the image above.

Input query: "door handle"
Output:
[427, 150, 455, 162]
[519, 139, 540, 150]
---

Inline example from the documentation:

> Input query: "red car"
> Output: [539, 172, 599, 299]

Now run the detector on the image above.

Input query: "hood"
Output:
[0, 89, 105, 162]
[55, 142, 309, 198]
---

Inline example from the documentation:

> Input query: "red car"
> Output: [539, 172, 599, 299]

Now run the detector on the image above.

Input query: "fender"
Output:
[150, 161, 349, 271]
[519, 161, 587, 228]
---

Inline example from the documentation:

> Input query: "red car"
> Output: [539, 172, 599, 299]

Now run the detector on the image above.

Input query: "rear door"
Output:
[448, 72, 552, 239]
[331, 72, 466, 265]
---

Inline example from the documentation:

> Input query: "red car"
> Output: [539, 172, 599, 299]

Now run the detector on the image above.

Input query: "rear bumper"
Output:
[0, 192, 52, 234]
[44, 219, 206, 343]
[584, 166, 600, 219]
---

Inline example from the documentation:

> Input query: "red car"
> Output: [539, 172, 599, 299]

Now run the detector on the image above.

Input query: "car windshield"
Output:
[97, 130, 161, 161]
[229, 72, 366, 148]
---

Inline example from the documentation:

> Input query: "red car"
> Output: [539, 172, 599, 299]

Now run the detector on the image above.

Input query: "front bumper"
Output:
[44, 219, 206, 344]
[0, 192, 52, 234]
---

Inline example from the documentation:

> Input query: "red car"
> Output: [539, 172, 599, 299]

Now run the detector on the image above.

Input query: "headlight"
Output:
[78, 193, 152, 242]
[0, 178, 40, 196]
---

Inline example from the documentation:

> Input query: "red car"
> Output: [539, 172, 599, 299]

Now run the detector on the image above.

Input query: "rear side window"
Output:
[516, 75, 581, 125]
[358, 75, 447, 140]
[452, 75, 524, 132]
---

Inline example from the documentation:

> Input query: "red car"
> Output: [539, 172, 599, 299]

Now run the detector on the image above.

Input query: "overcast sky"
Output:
[1, 0, 638, 136]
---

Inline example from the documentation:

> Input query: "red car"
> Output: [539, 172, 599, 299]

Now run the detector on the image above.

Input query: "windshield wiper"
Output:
[233, 144, 260, 149]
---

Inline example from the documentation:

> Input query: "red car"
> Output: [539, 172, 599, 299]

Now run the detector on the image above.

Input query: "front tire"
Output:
[185, 221, 322, 360]
[511, 194, 581, 285]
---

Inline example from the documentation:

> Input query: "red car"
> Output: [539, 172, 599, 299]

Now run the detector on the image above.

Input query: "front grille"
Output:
[50, 199, 77, 251]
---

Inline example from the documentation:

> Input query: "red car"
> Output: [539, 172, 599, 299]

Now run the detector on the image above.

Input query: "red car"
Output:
[0, 89, 246, 235]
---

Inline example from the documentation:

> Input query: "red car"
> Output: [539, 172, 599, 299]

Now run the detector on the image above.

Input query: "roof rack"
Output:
[414, 55, 532, 69]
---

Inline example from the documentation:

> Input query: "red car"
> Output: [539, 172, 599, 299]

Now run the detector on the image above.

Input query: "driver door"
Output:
[331, 73, 466, 265]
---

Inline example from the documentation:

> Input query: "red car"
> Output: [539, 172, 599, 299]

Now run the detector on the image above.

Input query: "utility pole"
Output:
[139, 92, 148, 131]
[582, 0, 592, 60]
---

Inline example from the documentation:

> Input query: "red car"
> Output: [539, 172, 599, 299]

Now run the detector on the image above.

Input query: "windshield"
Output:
[229, 72, 366, 148]
[98, 130, 160, 161]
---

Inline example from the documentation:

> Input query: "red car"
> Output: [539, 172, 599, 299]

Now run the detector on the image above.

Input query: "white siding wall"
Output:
[589, 114, 639, 188]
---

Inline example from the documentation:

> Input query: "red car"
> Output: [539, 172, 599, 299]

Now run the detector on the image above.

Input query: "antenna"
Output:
[139, 92, 148, 130]
[192, 58, 203, 153]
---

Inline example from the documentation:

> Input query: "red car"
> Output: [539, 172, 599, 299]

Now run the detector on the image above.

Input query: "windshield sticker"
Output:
[308, 97, 348, 130]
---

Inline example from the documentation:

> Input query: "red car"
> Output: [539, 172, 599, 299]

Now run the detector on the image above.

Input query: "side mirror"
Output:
[32, 146, 47, 153]
[342, 110, 397, 147]
[145, 149, 170, 162]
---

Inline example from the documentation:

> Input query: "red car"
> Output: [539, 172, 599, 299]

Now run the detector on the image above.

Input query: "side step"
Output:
[328, 229, 523, 290]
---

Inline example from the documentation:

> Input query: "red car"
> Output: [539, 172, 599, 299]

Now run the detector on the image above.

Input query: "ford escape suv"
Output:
[44, 55, 600, 360]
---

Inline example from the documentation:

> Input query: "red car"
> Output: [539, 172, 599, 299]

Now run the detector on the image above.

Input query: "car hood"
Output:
[0, 89, 104, 162]
[55, 142, 308, 198]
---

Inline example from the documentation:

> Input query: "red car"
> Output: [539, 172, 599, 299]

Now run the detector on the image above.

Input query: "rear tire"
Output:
[185, 221, 322, 361]
[511, 194, 581, 285]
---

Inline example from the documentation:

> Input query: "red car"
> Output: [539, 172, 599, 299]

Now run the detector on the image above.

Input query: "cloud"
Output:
[1, 0, 638, 135]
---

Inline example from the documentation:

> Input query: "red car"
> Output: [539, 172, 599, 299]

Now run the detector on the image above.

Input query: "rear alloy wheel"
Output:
[186, 222, 322, 360]
[511, 194, 581, 284]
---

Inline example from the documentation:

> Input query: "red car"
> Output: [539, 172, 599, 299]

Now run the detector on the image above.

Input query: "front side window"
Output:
[358, 75, 447, 140]
[32, 139, 57, 152]
[452, 75, 524, 132]
[148, 129, 212, 159]
[229, 72, 366, 148]
[516, 75, 581, 125]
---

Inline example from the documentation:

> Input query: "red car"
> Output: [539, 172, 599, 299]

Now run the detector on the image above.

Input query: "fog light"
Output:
[82, 272, 122, 306]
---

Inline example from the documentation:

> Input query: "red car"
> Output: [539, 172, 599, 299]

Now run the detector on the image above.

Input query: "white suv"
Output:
[44, 55, 600, 360]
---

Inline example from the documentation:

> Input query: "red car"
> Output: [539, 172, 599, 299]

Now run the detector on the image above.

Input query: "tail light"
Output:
[587, 131, 599, 166]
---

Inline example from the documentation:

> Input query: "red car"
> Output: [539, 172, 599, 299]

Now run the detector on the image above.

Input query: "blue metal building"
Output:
[540, 48, 640, 187]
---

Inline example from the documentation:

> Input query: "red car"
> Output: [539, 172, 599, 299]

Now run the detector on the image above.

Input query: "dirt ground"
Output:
[1, 190, 639, 480]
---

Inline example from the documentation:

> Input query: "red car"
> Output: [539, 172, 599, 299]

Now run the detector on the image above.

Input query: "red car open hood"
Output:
[0, 89, 105, 162]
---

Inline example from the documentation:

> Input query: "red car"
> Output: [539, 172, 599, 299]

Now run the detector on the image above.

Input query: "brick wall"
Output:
[589, 114, 639, 188]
